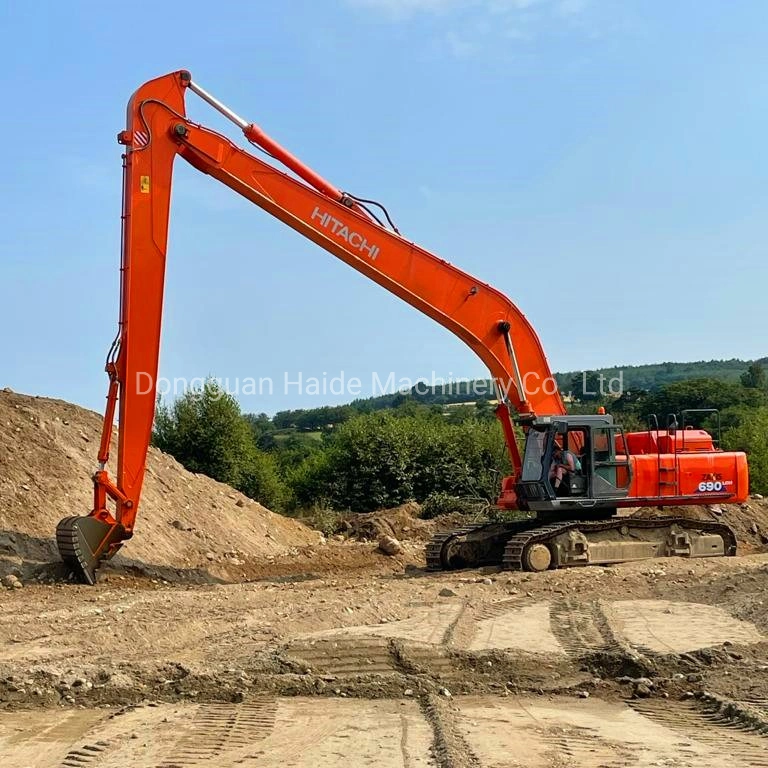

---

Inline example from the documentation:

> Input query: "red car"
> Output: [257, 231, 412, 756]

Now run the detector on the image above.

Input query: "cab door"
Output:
[590, 426, 631, 499]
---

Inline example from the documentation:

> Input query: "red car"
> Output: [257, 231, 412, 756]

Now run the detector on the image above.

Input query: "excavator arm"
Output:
[56, 70, 565, 583]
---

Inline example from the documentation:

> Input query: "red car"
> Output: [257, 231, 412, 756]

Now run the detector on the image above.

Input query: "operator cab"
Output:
[517, 415, 631, 512]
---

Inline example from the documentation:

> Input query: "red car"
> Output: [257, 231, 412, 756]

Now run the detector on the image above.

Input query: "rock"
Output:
[633, 677, 654, 688]
[236, 499, 245, 508]
[404, 688, 414, 696]
[2, 574, 21, 590]
[439, 687, 452, 698]
[634, 683, 652, 698]
[577, 690, 590, 699]
[754, 493, 764, 500]
[20, 484, 30, 491]
[686, 673, 703, 683]
[378, 536, 402, 556]
[481, 578, 494, 586]
[205, 551, 216, 561]
[171, 520, 184, 530]
[438, 588, 457, 597]
[750, 522, 759, 535]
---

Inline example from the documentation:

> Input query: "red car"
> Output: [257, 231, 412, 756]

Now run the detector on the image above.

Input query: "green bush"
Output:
[153, 379, 287, 510]
[420, 491, 479, 519]
[290, 410, 510, 513]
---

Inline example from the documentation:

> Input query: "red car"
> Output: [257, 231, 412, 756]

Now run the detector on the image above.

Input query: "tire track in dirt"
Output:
[604, 599, 765, 656]
[283, 635, 397, 675]
[420, 694, 480, 768]
[441, 602, 474, 649]
[535, 723, 635, 768]
[743, 697, 768, 716]
[283, 603, 464, 679]
[156, 698, 276, 767]
[549, 598, 622, 656]
[59, 740, 113, 767]
[630, 698, 768, 767]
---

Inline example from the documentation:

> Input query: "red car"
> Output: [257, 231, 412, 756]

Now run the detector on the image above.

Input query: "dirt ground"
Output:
[2, 389, 768, 767]
[2, 553, 768, 767]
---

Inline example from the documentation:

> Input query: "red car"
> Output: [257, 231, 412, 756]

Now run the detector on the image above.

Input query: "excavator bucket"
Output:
[56, 516, 126, 585]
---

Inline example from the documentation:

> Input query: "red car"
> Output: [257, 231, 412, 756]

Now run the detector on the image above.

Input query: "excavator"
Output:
[56, 70, 749, 584]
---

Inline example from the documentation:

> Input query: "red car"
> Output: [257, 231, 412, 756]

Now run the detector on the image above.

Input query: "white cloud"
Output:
[345, 0, 596, 54]
[444, 29, 476, 57]
[346, 0, 576, 19]
[556, 0, 588, 17]
[346, 0, 462, 19]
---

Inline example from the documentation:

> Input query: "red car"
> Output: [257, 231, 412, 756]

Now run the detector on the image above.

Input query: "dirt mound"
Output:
[344, 503, 479, 544]
[344, 502, 433, 542]
[631, 498, 768, 553]
[0, 389, 321, 580]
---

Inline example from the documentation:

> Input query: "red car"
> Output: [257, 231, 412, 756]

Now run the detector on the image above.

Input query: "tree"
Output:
[153, 379, 286, 509]
[722, 406, 768, 494]
[570, 371, 603, 401]
[741, 363, 767, 390]
[639, 378, 767, 420]
[243, 412, 276, 450]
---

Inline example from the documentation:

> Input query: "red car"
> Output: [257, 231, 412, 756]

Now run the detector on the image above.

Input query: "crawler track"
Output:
[426, 516, 737, 572]
[425, 521, 532, 571]
[502, 517, 737, 570]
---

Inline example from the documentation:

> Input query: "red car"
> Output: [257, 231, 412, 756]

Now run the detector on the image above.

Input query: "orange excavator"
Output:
[56, 70, 749, 584]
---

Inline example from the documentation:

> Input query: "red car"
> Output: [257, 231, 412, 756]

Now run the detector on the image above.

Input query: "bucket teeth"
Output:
[56, 516, 125, 585]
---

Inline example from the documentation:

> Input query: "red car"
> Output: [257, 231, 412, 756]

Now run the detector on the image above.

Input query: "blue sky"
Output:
[1, 0, 766, 415]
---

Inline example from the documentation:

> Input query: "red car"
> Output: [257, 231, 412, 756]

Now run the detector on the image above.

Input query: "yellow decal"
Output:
[140, 175, 150, 194]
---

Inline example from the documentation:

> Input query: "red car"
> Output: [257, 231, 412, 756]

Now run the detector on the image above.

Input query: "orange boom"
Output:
[56, 71, 748, 583]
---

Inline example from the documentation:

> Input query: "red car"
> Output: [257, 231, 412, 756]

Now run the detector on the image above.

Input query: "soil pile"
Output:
[344, 502, 432, 542]
[0, 389, 321, 579]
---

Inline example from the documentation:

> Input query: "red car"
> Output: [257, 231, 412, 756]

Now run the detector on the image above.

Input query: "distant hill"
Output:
[268, 357, 766, 429]
[352, 358, 767, 408]
[554, 358, 768, 395]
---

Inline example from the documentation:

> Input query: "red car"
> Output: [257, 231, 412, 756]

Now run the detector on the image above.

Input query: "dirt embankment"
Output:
[0, 389, 325, 581]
